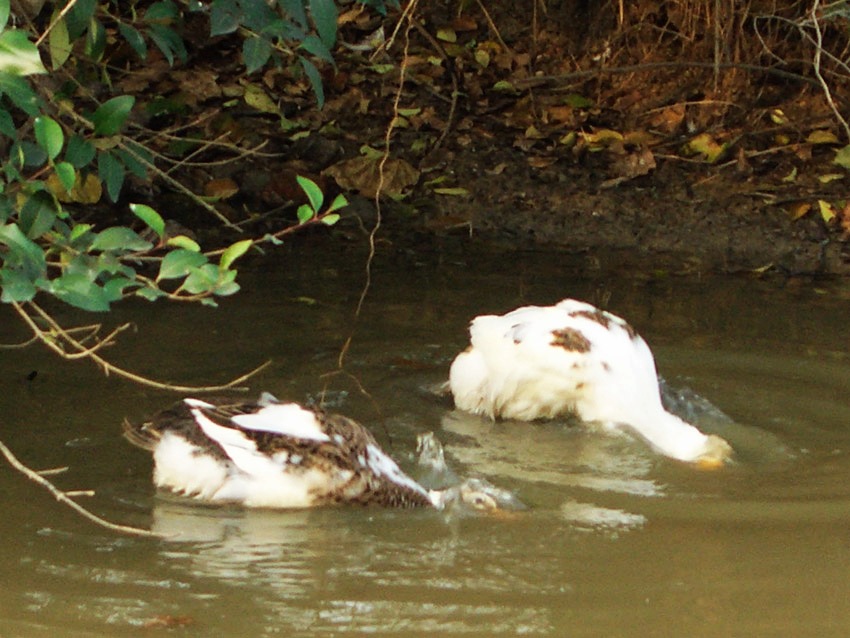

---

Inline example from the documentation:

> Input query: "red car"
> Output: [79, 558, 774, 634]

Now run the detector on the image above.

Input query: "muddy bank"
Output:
[396, 144, 849, 276]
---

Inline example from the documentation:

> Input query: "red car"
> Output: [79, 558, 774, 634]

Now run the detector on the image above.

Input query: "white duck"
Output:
[124, 393, 520, 510]
[449, 299, 732, 466]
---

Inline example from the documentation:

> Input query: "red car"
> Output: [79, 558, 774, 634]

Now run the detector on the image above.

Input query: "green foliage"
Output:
[295, 176, 347, 225]
[0, 0, 363, 316]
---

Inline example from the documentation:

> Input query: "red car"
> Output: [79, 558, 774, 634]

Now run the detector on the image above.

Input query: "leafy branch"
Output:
[0, 0, 377, 388]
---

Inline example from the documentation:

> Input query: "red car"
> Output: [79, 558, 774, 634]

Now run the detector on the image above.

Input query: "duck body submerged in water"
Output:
[125, 394, 519, 510]
[449, 299, 733, 466]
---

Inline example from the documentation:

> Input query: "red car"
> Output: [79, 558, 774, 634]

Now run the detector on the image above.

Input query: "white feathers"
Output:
[153, 432, 228, 500]
[138, 396, 439, 508]
[449, 299, 733, 465]
[364, 443, 430, 500]
[232, 403, 331, 442]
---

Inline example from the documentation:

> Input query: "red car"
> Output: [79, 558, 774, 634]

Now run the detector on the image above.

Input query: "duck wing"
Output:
[187, 399, 433, 507]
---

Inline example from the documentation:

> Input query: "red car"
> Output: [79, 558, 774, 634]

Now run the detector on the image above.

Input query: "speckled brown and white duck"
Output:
[124, 394, 520, 510]
[448, 299, 733, 466]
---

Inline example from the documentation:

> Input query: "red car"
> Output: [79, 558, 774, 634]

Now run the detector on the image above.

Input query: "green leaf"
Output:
[296, 204, 314, 224]
[834, 145, 850, 170]
[209, 0, 241, 36]
[85, 17, 106, 61]
[34, 116, 64, 161]
[98, 151, 125, 202]
[91, 96, 135, 136]
[214, 280, 240, 296]
[300, 34, 334, 65]
[0, 268, 37, 302]
[49, 272, 110, 311]
[263, 18, 303, 41]
[136, 286, 166, 302]
[183, 263, 219, 294]
[0, 72, 42, 115]
[96, 252, 135, 277]
[102, 275, 137, 301]
[65, 135, 96, 168]
[90, 226, 152, 252]
[321, 213, 340, 226]
[0, 223, 46, 276]
[281, 0, 308, 28]
[54, 161, 76, 192]
[0, 30, 47, 76]
[158, 248, 207, 279]
[309, 0, 338, 48]
[326, 192, 348, 213]
[146, 23, 187, 65]
[118, 23, 147, 59]
[239, 0, 277, 31]
[0, 2, 9, 30]
[130, 203, 165, 239]
[166, 234, 201, 252]
[69, 223, 93, 242]
[299, 57, 324, 108]
[296, 175, 324, 212]
[19, 191, 57, 238]
[14, 139, 47, 167]
[243, 36, 272, 74]
[66, 0, 97, 39]
[0, 106, 15, 137]
[219, 239, 253, 270]
[115, 147, 149, 180]
[49, 12, 72, 69]
[144, 0, 179, 21]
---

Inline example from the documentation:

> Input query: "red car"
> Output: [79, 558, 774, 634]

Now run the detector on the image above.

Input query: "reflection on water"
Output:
[2, 243, 850, 636]
[150, 504, 558, 634]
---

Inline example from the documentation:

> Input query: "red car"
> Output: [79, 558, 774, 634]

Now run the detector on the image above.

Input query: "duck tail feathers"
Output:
[122, 417, 161, 451]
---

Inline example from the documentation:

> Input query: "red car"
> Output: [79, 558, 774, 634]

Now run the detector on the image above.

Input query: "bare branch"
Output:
[0, 436, 165, 538]
[809, 0, 850, 141]
[12, 301, 271, 392]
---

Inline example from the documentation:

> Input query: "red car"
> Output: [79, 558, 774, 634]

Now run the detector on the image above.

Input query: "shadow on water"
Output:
[2, 240, 850, 636]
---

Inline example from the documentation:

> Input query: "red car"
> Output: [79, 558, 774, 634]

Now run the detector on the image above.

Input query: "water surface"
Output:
[1, 241, 849, 637]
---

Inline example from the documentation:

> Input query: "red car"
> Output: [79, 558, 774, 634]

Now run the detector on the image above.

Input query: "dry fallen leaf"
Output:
[46, 171, 102, 204]
[528, 155, 558, 168]
[324, 157, 419, 197]
[648, 104, 685, 134]
[806, 129, 839, 145]
[545, 105, 576, 125]
[684, 133, 726, 163]
[580, 128, 624, 150]
[609, 148, 656, 179]
[204, 177, 239, 200]
[175, 69, 222, 103]
[818, 199, 836, 223]
[242, 82, 279, 115]
[789, 202, 811, 221]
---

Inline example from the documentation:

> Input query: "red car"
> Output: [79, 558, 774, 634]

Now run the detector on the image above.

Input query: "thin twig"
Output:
[0, 436, 164, 538]
[474, 0, 514, 59]
[12, 301, 270, 392]
[0, 335, 39, 349]
[34, 0, 79, 46]
[514, 60, 834, 96]
[336, 0, 420, 373]
[808, 0, 850, 141]
[410, 19, 458, 150]
[117, 141, 241, 231]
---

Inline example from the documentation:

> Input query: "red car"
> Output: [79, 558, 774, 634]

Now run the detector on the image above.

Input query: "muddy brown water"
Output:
[2, 241, 850, 637]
